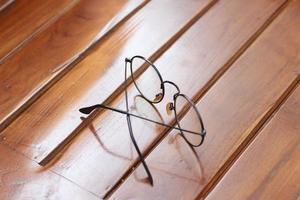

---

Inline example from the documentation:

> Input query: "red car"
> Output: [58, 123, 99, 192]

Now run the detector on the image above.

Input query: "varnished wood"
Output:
[1, 0, 288, 197]
[0, 0, 216, 167]
[0, 0, 145, 131]
[109, 1, 300, 199]
[0, 144, 98, 200]
[206, 85, 300, 200]
[0, 0, 14, 11]
[0, 0, 77, 61]
[1, 0, 299, 199]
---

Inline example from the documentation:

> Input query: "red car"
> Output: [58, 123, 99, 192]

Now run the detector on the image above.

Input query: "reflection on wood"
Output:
[0, 144, 98, 200]
[110, 0, 300, 199]
[27, 0, 288, 198]
[0, 0, 299, 199]
[0, 0, 14, 11]
[0, 0, 145, 131]
[1, 0, 215, 166]
[206, 85, 300, 200]
[0, 0, 77, 61]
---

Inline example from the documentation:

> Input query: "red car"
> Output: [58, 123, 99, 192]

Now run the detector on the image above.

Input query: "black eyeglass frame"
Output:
[127, 55, 206, 147]
[79, 55, 206, 186]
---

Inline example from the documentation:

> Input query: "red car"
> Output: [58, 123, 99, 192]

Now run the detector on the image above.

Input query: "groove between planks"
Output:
[0, 0, 79, 63]
[26, 0, 290, 197]
[1, 0, 218, 166]
[40, 0, 218, 167]
[0, 0, 148, 132]
[0, 143, 99, 199]
[197, 1, 297, 197]
[0, 0, 14, 11]
[0, 1, 219, 197]
[0, 0, 220, 197]
[21, 0, 288, 197]
[1, 0, 294, 198]
[205, 82, 300, 200]
[108, 0, 300, 198]
[105, 0, 290, 198]
[199, 76, 300, 200]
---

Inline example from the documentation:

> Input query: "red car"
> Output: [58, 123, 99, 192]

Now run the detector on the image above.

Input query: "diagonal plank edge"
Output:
[0, 0, 79, 62]
[205, 82, 300, 200]
[0, 143, 99, 200]
[106, 0, 290, 198]
[0, 0, 147, 132]
[0, 0, 14, 12]
[198, 76, 300, 199]
[18, 0, 288, 197]
[182, 0, 290, 111]
[0, 0, 217, 166]
[109, 0, 300, 199]
[40, 0, 218, 167]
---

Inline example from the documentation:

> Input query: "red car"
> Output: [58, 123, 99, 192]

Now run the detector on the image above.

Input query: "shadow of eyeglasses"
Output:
[84, 95, 205, 185]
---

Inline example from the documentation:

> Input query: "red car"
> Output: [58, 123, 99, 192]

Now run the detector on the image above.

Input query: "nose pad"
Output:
[166, 102, 174, 115]
[153, 93, 163, 102]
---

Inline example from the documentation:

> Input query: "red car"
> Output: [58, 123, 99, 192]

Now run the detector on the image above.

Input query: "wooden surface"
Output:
[0, 144, 98, 200]
[1, 0, 215, 163]
[205, 84, 300, 200]
[0, 0, 14, 11]
[110, 0, 299, 199]
[45, 0, 287, 197]
[0, 0, 145, 131]
[0, 0, 77, 61]
[0, 0, 299, 199]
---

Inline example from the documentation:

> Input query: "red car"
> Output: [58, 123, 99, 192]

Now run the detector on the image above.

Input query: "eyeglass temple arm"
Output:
[126, 115, 154, 186]
[79, 104, 204, 136]
[124, 57, 154, 186]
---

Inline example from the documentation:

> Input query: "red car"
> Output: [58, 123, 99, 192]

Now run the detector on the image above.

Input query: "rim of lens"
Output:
[129, 56, 165, 103]
[173, 94, 205, 147]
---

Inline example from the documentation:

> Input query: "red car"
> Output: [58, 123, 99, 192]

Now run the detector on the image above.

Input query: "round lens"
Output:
[174, 94, 205, 146]
[132, 95, 165, 133]
[130, 56, 164, 103]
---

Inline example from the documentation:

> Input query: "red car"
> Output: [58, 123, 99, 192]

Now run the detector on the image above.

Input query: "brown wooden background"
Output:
[0, 0, 299, 199]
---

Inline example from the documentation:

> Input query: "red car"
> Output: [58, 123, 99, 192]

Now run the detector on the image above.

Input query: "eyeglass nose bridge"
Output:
[163, 80, 180, 95]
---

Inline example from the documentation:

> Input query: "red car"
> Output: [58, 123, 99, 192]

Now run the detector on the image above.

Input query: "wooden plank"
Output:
[0, 0, 146, 130]
[9, 0, 288, 197]
[0, 143, 98, 200]
[0, 0, 216, 165]
[206, 85, 300, 200]
[0, 0, 77, 61]
[109, 1, 300, 199]
[0, 0, 14, 11]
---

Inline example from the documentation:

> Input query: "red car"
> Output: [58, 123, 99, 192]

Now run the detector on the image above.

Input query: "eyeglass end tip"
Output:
[79, 107, 91, 114]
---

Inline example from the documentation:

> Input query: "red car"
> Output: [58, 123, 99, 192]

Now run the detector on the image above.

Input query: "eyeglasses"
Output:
[79, 55, 206, 186]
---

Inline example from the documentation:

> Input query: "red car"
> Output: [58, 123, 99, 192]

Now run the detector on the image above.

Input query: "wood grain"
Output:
[15, 0, 288, 197]
[1, 1, 299, 199]
[0, 0, 145, 131]
[0, 144, 98, 200]
[0, 0, 216, 166]
[0, 0, 14, 11]
[0, 0, 77, 61]
[109, 1, 300, 199]
[206, 85, 300, 200]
